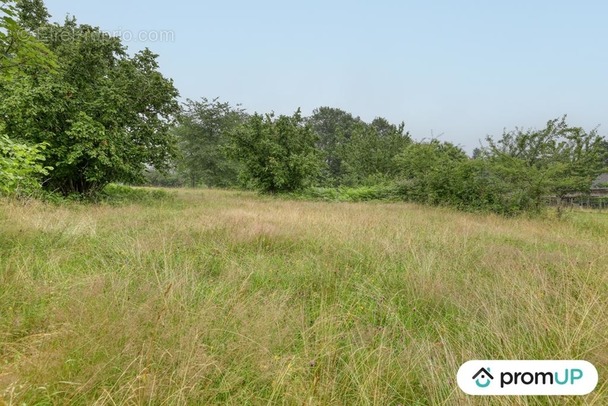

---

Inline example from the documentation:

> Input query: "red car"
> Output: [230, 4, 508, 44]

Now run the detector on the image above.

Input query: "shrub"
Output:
[0, 134, 50, 197]
[228, 109, 320, 193]
[99, 184, 175, 205]
[299, 184, 400, 202]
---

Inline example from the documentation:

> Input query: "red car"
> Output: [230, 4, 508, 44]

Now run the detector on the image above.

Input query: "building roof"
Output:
[592, 173, 608, 189]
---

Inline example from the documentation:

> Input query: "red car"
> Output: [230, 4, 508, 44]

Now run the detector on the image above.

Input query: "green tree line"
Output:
[163, 99, 607, 215]
[1, 0, 607, 215]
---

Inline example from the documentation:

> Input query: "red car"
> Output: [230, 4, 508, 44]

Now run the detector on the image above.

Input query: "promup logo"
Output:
[472, 367, 494, 388]
[457, 361, 598, 396]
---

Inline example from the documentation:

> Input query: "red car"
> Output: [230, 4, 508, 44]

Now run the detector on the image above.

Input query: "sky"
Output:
[43, 0, 608, 152]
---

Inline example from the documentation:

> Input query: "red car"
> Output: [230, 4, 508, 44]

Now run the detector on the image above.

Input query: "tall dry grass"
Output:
[1, 189, 606, 405]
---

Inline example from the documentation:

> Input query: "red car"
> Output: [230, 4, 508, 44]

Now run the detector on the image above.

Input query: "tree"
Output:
[341, 117, 411, 185]
[0, 0, 56, 77]
[14, 0, 48, 31]
[307, 107, 363, 185]
[484, 116, 607, 208]
[307, 108, 411, 187]
[1, 0, 56, 196]
[600, 139, 608, 166]
[394, 140, 468, 204]
[0, 9, 180, 195]
[175, 98, 247, 188]
[229, 109, 319, 193]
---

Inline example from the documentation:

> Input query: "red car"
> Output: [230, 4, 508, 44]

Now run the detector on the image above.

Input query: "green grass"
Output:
[1, 189, 607, 405]
[295, 184, 402, 202]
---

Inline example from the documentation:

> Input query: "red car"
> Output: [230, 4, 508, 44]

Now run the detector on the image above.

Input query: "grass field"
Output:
[1, 189, 607, 405]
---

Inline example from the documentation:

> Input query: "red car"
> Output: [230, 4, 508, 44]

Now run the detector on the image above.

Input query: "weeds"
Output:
[0, 189, 606, 405]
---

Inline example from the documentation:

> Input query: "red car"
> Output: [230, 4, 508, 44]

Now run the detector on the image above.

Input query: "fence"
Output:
[545, 189, 608, 210]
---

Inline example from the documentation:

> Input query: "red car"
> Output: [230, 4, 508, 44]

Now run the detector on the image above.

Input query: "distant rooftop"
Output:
[592, 173, 608, 189]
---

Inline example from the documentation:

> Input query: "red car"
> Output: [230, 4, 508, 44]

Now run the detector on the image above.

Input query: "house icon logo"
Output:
[472, 367, 494, 388]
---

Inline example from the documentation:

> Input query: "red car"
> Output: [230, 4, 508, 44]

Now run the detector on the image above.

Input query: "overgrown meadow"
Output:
[1, 189, 606, 405]
[2, 2, 608, 404]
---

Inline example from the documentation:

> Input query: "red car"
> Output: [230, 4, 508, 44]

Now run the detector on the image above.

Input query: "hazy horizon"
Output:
[43, 0, 608, 152]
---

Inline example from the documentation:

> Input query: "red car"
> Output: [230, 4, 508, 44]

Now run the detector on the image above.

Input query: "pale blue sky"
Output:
[43, 0, 608, 151]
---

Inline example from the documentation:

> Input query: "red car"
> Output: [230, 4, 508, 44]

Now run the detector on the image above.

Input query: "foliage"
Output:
[0, 1, 55, 197]
[340, 118, 411, 186]
[99, 183, 175, 205]
[0, 132, 49, 196]
[307, 107, 364, 185]
[299, 184, 401, 202]
[175, 98, 246, 188]
[228, 109, 320, 193]
[601, 139, 608, 166]
[394, 140, 468, 205]
[393, 142, 529, 215]
[3, 1, 606, 216]
[389, 118, 608, 215]
[484, 116, 608, 206]
[13, 0, 48, 31]
[0, 8, 180, 195]
[445, 158, 537, 215]
[143, 168, 186, 188]
[0, 0, 56, 79]
[308, 107, 411, 186]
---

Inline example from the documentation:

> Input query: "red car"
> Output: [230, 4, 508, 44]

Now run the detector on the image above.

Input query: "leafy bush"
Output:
[0, 134, 50, 197]
[298, 184, 401, 202]
[388, 119, 608, 216]
[228, 109, 320, 193]
[99, 184, 175, 205]
[338, 185, 400, 201]
[448, 158, 544, 215]
[484, 117, 607, 205]
[393, 140, 468, 204]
